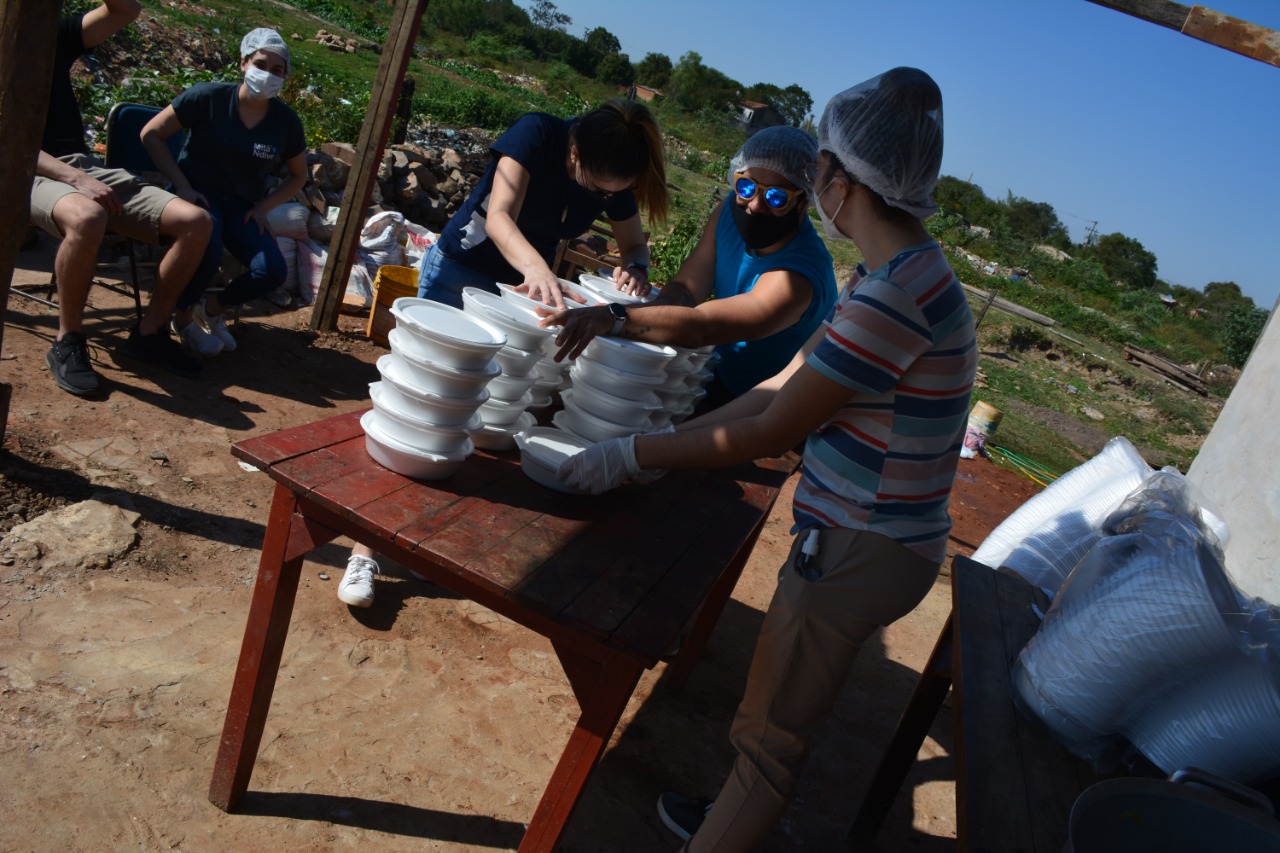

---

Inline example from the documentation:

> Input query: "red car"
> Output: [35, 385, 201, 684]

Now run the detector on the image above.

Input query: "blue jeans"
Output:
[181, 188, 286, 311]
[416, 242, 499, 308]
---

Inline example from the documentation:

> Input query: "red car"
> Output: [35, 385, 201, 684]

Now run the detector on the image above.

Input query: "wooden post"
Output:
[308, 0, 431, 331]
[0, 0, 58, 441]
[1084, 1, 1280, 67]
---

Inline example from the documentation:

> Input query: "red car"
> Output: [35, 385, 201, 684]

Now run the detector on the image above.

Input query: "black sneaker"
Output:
[657, 792, 713, 842]
[120, 325, 202, 379]
[46, 332, 103, 396]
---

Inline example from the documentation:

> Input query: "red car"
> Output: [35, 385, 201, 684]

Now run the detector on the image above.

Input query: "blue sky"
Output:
[535, 0, 1280, 309]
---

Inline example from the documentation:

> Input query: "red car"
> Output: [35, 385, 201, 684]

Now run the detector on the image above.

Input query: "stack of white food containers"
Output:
[364, 298, 507, 479]
[560, 336, 675, 442]
[655, 344, 719, 425]
[461, 286, 559, 450]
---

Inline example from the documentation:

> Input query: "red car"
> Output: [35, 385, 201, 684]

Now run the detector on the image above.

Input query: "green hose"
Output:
[988, 445, 1060, 487]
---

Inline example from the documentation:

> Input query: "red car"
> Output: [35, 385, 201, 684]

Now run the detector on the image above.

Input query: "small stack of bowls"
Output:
[559, 336, 675, 442]
[462, 286, 559, 448]
[655, 346, 720, 424]
[365, 298, 507, 479]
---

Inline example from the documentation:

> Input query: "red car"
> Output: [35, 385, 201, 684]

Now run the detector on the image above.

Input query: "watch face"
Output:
[609, 302, 627, 321]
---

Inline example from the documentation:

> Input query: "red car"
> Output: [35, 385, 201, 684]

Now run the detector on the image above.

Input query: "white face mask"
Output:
[243, 66, 284, 100]
[812, 179, 850, 241]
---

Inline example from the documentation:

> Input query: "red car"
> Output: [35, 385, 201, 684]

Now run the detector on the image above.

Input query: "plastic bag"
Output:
[972, 436, 1152, 596]
[266, 202, 310, 240]
[296, 238, 329, 305]
[1013, 470, 1280, 782]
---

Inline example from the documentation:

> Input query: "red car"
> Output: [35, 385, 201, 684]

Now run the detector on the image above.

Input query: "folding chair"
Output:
[13, 102, 187, 320]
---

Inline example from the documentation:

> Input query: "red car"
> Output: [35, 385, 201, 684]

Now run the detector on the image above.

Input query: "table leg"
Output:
[847, 610, 953, 848]
[208, 482, 335, 811]
[518, 644, 644, 853]
[662, 513, 768, 689]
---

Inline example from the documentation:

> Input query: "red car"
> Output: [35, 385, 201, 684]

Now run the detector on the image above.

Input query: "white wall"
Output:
[1187, 300, 1280, 602]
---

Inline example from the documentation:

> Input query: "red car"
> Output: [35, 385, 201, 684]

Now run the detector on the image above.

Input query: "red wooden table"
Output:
[208, 408, 797, 851]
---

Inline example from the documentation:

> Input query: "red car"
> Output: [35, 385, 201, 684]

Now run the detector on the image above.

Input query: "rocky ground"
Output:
[0, 241, 1041, 852]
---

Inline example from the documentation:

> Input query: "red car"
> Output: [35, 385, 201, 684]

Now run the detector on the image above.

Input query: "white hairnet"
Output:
[240, 28, 291, 76]
[728, 125, 819, 193]
[817, 67, 943, 219]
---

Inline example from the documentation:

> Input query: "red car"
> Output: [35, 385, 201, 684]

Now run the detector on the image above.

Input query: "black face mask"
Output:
[730, 200, 801, 250]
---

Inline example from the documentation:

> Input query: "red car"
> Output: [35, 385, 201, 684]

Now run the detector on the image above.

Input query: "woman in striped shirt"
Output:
[559, 68, 978, 852]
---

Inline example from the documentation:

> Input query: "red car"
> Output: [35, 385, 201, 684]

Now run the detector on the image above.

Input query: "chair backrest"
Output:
[103, 102, 187, 174]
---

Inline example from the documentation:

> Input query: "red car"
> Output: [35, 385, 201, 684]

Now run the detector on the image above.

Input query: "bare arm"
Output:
[140, 105, 205, 205]
[79, 0, 142, 49]
[242, 151, 308, 233]
[634, 328, 847, 470]
[485, 155, 567, 308]
[544, 201, 816, 359]
[603, 213, 651, 295]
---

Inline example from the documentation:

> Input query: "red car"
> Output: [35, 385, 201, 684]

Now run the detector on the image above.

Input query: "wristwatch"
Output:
[607, 302, 629, 335]
[625, 260, 649, 276]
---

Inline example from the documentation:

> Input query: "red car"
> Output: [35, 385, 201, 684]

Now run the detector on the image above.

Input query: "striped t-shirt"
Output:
[794, 241, 977, 564]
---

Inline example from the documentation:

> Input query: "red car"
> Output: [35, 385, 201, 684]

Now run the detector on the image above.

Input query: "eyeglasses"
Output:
[733, 172, 800, 210]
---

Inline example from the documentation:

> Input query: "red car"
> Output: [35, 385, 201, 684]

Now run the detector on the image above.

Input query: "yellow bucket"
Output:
[365, 265, 419, 345]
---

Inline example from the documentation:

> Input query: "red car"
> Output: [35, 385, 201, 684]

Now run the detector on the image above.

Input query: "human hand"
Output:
[243, 204, 271, 235]
[544, 304, 613, 361]
[520, 269, 567, 310]
[175, 186, 209, 208]
[613, 264, 651, 297]
[70, 172, 123, 217]
[556, 434, 639, 494]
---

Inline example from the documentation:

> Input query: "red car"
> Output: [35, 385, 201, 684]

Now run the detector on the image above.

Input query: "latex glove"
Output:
[557, 434, 639, 494]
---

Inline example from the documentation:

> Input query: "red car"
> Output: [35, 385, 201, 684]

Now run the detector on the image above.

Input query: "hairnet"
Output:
[727, 125, 819, 193]
[240, 28, 291, 76]
[817, 67, 943, 219]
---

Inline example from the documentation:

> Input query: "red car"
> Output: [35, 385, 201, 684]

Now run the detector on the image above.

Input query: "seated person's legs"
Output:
[188, 191, 286, 352]
[30, 180, 109, 395]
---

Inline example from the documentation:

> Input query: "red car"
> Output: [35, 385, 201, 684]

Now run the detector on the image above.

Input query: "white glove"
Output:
[557, 434, 639, 495]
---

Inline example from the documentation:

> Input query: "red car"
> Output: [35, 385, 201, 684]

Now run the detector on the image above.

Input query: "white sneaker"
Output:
[338, 554, 379, 607]
[176, 319, 224, 356]
[196, 302, 237, 352]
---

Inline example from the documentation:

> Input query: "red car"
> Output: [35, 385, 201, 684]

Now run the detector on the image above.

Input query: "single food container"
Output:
[558, 398, 637, 443]
[378, 344, 499, 400]
[470, 411, 536, 452]
[367, 371, 488, 427]
[461, 287, 556, 351]
[361, 410, 472, 480]
[389, 297, 507, 369]
[570, 355, 666, 401]
[477, 390, 535, 426]
[583, 336, 676, 376]
[494, 343, 544, 378]
[486, 369, 540, 403]
[561, 384, 660, 429]
[368, 383, 479, 453]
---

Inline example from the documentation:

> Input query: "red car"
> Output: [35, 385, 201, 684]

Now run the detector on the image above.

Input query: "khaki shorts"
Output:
[30, 152, 175, 244]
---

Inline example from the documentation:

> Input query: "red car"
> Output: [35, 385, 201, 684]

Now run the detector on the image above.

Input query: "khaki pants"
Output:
[687, 527, 940, 852]
[29, 153, 174, 244]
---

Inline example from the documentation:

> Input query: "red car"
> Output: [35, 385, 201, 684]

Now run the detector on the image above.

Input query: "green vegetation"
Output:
[68, 0, 1250, 481]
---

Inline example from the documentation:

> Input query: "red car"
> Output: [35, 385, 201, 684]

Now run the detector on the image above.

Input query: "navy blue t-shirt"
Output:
[43, 15, 91, 157]
[171, 82, 305, 203]
[437, 112, 639, 284]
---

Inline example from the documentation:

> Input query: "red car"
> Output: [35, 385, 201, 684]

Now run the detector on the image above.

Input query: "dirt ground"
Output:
[0, 240, 1041, 852]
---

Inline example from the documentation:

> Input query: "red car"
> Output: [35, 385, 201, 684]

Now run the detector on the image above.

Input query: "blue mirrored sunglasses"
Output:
[733, 174, 798, 209]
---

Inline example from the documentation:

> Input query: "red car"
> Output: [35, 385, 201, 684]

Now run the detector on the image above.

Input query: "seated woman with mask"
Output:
[543, 125, 838, 410]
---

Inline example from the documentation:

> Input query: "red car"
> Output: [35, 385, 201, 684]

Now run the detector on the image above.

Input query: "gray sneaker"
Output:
[338, 554, 380, 607]
[657, 792, 713, 842]
[46, 333, 103, 396]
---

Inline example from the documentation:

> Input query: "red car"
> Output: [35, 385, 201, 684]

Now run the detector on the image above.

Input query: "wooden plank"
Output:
[232, 410, 365, 468]
[0, 0, 57, 374]
[309, 0, 430, 330]
[952, 557, 1036, 852]
[1086, 1, 1280, 67]
[1184, 5, 1280, 66]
